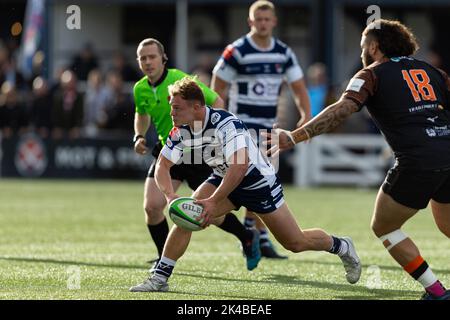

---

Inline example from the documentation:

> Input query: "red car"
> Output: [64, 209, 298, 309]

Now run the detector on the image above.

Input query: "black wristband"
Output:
[133, 134, 145, 144]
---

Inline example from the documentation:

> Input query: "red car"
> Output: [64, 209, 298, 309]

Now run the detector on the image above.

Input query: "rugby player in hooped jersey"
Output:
[131, 38, 261, 277]
[212, 0, 312, 259]
[266, 19, 450, 300]
[128, 77, 361, 292]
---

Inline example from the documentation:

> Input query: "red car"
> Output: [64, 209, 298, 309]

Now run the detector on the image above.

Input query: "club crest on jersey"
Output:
[275, 64, 283, 74]
[211, 113, 221, 125]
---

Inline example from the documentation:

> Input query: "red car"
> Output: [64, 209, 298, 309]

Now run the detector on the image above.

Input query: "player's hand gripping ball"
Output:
[169, 197, 204, 231]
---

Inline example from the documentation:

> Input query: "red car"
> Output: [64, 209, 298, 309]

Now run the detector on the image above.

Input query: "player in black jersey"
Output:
[267, 19, 450, 300]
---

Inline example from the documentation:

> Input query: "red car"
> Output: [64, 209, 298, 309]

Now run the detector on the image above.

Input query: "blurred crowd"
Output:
[0, 38, 389, 141]
[0, 41, 140, 140]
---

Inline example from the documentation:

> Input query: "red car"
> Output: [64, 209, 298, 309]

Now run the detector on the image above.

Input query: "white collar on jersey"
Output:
[246, 34, 275, 52]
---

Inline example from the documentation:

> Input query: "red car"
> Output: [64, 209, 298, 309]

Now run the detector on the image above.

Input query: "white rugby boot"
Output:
[339, 237, 361, 284]
[129, 275, 169, 292]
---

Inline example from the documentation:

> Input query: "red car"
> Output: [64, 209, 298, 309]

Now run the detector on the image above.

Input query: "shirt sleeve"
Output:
[218, 119, 248, 161]
[212, 44, 238, 83]
[160, 127, 184, 165]
[133, 83, 146, 115]
[284, 47, 304, 83]
[342, 68, 377, 109]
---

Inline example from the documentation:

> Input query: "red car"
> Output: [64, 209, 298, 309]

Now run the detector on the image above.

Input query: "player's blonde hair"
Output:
[168, 77, 205, 106]
[249, 0, 275, 20]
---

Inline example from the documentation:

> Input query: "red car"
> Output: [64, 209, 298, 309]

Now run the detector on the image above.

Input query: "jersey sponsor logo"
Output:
[346, 78, 365, 92]
[245, 66, 261, 73]
[426, 128, 436, 137]
[211, 113, 221, 125]
[252, 82, 265, 95]
[264, 64, 271, 73]
[425, 125, 450, 137]
[391, 56, 413, 62]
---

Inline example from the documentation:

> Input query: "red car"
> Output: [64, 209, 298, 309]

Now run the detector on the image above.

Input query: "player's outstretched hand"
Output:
[261, 123, 296, 157]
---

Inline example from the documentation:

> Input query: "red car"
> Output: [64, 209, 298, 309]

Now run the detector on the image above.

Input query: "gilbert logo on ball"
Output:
[169, 197, 204, 231]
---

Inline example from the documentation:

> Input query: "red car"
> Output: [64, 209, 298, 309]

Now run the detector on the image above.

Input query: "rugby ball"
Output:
[168, 197, 204, 231]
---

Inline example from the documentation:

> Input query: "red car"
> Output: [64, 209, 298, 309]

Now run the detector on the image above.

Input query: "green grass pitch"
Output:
[0, 179, 448, 300]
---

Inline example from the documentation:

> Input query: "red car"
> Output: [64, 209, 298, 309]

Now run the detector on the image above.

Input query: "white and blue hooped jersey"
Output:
[213, 34, 304, 129]
[161, 107, 278, 190]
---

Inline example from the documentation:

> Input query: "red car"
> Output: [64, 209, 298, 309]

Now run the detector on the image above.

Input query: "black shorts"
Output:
[147, 143, 212, 191]
[382, 165, 450, 209]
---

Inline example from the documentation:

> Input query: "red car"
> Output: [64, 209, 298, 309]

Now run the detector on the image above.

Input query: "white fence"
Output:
[293, 134, 392, 187]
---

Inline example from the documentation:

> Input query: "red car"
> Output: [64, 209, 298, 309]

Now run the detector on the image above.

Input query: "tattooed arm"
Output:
[269, 98, 360, 153]
[293, 98, 359, 142]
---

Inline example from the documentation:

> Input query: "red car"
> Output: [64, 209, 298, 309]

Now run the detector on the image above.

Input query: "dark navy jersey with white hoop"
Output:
[161, 107, 278, 190]
[213, 34, 304, 129]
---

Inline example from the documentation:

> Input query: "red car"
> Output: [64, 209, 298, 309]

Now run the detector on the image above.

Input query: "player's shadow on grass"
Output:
[0, 256, 148, 270]
[267, 275, 419, 300]
[287, 258, 450, 276]
[175, 270, 420, 299]
[0, 256, 262, 299]
[0, 256, 422, 299]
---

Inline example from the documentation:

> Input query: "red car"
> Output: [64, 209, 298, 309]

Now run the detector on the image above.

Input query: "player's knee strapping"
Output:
[378, 229, 407, 250]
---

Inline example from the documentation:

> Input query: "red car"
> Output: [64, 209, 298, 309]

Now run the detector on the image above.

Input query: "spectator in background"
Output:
[0, 45, 9, 84]
[110, 52, 140, 82]
[211, 0, 312, 259]
[30, 51, 46, 83]
[29, 76, 53, 138]
[190, 53, 216, 86]
[0, 82, 29, 138]
[0, 49, 27, 91]
[70, 43, 99, 81]
[306, 62, 336, 117]
[101, 71, 133, 132]
[83, 69, 108, 137]
[190, 65, 212, 87]
[52, 70, 83, 139]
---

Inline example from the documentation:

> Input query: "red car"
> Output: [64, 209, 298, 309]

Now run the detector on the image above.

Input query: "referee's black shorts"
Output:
[382, 165, 450, 209]
[147, 142, 212, 191]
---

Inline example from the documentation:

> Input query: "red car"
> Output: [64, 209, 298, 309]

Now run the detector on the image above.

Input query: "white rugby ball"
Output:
[168, 197, 204, 231]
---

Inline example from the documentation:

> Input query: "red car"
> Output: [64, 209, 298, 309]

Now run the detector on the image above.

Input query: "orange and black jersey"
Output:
[343, 57, 450, 170]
